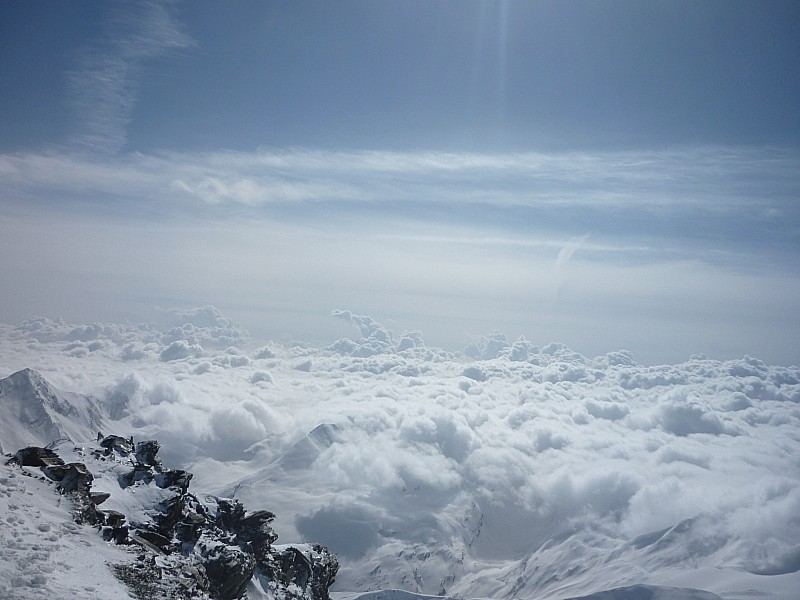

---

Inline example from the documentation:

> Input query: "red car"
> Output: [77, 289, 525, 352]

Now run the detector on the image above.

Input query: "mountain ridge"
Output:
[0, 367, 107, 454]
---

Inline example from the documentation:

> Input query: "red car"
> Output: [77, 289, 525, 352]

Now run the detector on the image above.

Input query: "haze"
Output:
[1, 1, 799, 365]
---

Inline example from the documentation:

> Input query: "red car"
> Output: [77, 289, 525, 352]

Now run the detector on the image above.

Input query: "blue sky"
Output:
[1, 1, 799, 364]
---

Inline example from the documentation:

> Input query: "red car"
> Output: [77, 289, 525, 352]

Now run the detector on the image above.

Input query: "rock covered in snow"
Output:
[3, 432, 338, 600]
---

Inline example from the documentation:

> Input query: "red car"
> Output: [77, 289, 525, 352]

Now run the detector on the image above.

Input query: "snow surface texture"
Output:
[0, 454, 134, 598]
[1, 306, 799, 600]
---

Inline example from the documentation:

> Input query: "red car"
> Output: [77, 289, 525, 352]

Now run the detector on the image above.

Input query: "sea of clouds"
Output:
[1, 306, 798, 599]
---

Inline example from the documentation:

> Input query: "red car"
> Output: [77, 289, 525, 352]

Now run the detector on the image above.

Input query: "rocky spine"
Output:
[6, 435, 338, 600]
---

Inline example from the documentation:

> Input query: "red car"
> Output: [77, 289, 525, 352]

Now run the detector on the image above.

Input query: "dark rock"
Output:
[202, 541, 256, 600]
[235, 509, 278, 564]
[274, 546, 313, 589]
[54, 462, 99, 525]
[263, 545, 339, 600]
[89, 491, 111, 505]
[309, 544, 339, 600]
[156, 492, 187, 536]
[135, 529, 173, 554]
[100, 434, 134, 455]
[9, 446, 64, 467]
[237, 509, 276, 532]
[6, 432, 339, 600]
[156, 468, 192, 493]
[118, 465, 154, 488]
[99, 509, 126, 528]
[177, 511, 206, 542]
[99, 510, 129, 543]
[135, 440, 162, 467]
[174, 560, 210, 596]
[42, 463, 70, 481]
[216, 498, 246, 531]
[58, 462, 93, 494]
[102, 524, 130, 544]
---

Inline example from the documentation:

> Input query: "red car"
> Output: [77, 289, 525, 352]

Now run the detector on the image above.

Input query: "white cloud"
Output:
[1, 310, 799, 598]
[67, 1, 192, 153]
[1, 145, 796, 212]
[2, 142, 797, 365]
[159, 340, 202, 362]
[555, 234, 590, 272]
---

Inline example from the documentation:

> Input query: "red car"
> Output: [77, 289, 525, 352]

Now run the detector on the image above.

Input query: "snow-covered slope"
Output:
[0, 456, 134, 598]
[0, 367, 107, 454]
[1, 430, 338, 600]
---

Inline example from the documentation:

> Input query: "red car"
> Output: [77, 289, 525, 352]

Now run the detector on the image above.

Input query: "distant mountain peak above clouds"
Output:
[0, 368, 107, 454]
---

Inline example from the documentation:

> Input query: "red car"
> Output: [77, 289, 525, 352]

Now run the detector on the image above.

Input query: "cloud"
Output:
[330, 310, 426, 358]
[66, 1, 192, 153]
[2, 143, 797, 368]
[556, 235, 590, 272]
[159, 306, 249, 349]
[159, 340, 203, 362]
[1, 310, 800, 598]
[296, 500, 388, 559]
[1, 146, 796, 216]
[656, 399, 733, 437]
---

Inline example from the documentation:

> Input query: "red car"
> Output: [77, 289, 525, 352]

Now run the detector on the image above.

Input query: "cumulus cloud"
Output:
[296, 500, 388, 559]
[160, 305, 249, 349]
[1, 310, 799, 599]
[330, 310, 427, 358]
[250, 371, 273, 384]
[159, 340, 203, 362]
[465, 331, 510, 360]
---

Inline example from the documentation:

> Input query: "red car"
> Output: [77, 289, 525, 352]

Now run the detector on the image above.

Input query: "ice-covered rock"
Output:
[3, 424, 339, 600]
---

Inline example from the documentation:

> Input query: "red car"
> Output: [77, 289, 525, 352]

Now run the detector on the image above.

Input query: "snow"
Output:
[0, 368, 107, 454]
[0, 459, 133, 599]
[1, 308, 799, 599]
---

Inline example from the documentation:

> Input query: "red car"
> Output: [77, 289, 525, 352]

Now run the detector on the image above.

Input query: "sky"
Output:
[1, 0, 799, 365]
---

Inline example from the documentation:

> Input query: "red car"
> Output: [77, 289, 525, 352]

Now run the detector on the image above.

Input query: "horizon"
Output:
[1, 1, 799, 366]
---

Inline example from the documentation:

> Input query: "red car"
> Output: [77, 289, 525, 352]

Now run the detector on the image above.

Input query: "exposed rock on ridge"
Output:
[5, 434, 338, 600]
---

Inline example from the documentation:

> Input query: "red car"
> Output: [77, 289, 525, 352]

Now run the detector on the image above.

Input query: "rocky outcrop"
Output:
[8, 446, 64, 467]
[5, 435, 339, 600]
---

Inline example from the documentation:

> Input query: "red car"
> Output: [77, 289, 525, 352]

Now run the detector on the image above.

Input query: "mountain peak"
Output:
[7, 367, 47, 388]
[0, 369, 106, 455]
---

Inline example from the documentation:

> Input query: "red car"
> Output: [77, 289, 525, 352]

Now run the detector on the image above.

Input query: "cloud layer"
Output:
[1, 307, 798, 598]
[2, 143, 798, 365]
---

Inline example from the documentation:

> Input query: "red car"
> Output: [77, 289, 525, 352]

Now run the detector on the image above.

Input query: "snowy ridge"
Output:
[0, 367, 107, 454]
[1, 428, 338, 599]
[0, 455, 133, 598]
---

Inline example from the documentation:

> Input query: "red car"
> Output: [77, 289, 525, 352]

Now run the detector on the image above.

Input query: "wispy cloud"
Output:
[2, 145, 797, 211]
[1, 145, 797, 279]
[67, 1, 192, 154]
[1, 144, 798, 363]
[555, 235, 590, 272]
